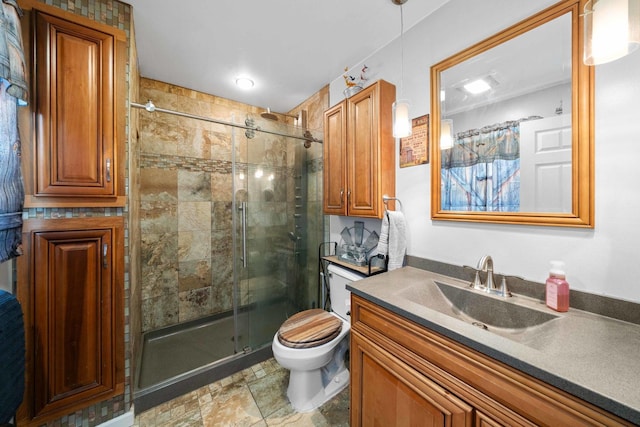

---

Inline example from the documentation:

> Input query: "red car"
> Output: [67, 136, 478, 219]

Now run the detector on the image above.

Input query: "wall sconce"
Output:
[583, 0, 640, 65]
[440, 119, 454, 149]
[392, 0, 412, 138]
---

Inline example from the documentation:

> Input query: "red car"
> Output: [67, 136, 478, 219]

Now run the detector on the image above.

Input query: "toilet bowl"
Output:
[272, 264, 363, 412]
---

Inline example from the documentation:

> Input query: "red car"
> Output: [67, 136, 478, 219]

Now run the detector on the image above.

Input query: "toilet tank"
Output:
[327, 264, 365, 322]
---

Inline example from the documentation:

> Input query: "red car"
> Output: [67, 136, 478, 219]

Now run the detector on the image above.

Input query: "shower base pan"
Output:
[134, 299, 297, 413]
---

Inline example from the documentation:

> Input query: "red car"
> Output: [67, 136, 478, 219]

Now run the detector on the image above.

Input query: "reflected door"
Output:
[520, 115, 572, 212]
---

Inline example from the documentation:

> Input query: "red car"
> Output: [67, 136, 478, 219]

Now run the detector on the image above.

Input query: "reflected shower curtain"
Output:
[0, 80, 24, 262]
[1, 0, 27, 262]
[441, 122, 520, 212]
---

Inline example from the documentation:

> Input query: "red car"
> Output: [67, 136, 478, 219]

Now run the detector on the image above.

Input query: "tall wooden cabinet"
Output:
[16, 217, 125, 426]
[323, 80, 396, 218]
[350, 294, 634, 427]
[15, 2, 127, 425]
[19, 0, 126, 207]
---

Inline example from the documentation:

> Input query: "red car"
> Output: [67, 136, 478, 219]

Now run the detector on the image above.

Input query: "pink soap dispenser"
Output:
[546, 261, 570, 312]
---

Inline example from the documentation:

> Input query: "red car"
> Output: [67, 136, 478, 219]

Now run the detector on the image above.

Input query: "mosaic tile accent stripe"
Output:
[140, 152, 301, 178]
[141, 153, 233, 174]
[23, 207, 126, 219]
[49, 395, 126, 427]
[39, 0, 131, 33]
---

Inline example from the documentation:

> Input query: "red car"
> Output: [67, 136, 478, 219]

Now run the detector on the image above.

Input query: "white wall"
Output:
[328, 0, 640, 303]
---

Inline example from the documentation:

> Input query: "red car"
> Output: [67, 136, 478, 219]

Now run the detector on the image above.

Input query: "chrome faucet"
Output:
[466, 255, 512, 297]
[477, 255, 496, 291]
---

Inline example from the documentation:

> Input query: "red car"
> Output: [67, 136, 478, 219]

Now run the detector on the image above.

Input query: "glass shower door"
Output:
[234, 120, 293, 353]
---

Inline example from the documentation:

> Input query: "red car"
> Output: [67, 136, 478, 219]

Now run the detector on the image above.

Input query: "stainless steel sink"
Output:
[395, 277, 562, 347]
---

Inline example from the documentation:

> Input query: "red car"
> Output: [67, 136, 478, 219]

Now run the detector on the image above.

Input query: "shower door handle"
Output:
[240, 201, 248, 268]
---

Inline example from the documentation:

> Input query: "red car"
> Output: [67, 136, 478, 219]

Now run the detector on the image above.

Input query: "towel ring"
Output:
[382, 194, 403, 212]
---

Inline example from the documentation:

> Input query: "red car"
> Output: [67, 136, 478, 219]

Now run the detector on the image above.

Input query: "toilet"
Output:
[272, 263, 363, 412]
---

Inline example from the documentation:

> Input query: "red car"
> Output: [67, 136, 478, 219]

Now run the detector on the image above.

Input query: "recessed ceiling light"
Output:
[463, 78, 492, 95]
[235, 77, 254, 89]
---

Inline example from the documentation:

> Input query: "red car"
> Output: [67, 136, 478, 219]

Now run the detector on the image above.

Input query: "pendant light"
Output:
[583, 0, 640, 65]
[392, 0, 412, 138]
[440, 119, 454, 150]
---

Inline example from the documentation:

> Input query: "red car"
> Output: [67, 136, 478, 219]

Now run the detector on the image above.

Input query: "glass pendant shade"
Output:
[440, 119, 454, 149]
[584, 0, 640, 65]
[392, 99, 412, 138]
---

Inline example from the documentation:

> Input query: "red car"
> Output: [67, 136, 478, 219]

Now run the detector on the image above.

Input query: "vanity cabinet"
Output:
[350, 294, 634, 427]
[323, 80, 396, 218]
[19, 0, 126, 207]
[16, 217, 125, 427]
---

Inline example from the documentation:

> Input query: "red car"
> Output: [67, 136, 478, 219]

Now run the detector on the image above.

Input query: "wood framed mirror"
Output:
[430, 0, 594, 227]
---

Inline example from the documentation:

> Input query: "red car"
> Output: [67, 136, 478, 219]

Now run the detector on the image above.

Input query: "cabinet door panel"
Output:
[32, 229, 114, 418]
[352, 331, 472, 427]
[34, 11, 115, 197]
[323, 102, 347, 215]
[348, 88, 378, 217]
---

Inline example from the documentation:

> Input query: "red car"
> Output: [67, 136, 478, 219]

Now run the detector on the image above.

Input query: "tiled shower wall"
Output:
[137, 78, 327, 333]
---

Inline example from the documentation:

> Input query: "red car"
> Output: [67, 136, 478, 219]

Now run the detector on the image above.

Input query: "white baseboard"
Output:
[97, 408, 134, 427]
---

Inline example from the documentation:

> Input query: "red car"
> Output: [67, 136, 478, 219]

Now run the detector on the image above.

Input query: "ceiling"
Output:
[125, 0, 448, 113]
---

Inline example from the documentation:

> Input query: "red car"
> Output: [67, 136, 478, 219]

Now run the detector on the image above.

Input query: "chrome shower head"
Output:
[260, 108, 279, 121]
[260, 108, 301, 122]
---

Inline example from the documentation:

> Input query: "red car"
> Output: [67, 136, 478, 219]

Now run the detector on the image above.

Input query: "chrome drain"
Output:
[472, 321, 488, 330]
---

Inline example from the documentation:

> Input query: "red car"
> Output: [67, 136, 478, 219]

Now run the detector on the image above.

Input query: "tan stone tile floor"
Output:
[134, 358, 350, 426]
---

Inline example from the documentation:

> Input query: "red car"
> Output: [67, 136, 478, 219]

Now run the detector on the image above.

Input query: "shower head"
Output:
[260, 108, 301, 122]
[261, 108, 279, 121]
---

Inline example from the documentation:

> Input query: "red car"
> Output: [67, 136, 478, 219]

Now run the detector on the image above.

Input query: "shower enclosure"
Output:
[133, 103, 323, 411]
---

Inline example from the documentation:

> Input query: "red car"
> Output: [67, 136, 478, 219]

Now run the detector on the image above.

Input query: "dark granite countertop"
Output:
[347, 266, 640, 425]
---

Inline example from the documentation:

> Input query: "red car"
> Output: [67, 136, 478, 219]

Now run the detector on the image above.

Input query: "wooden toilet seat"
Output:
[277, 309, 343, 349]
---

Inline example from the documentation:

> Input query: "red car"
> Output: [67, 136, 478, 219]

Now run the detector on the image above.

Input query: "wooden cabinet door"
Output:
[17, 217, 124, 426]
[34, 10, 116, 198]
[323, 101, 347, 215]
[322, 80, 395, 218]
[347, 85, 379, 218]
[351, 331, 473, 427]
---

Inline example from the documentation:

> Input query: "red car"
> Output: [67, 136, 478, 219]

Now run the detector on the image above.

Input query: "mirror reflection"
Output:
[440, 14, 571, 213]
[431, 0, 594, 227]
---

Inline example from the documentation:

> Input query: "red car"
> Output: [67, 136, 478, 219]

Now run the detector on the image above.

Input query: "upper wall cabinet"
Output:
[323, 80, 396, 219]
[19, 1, 126, 207]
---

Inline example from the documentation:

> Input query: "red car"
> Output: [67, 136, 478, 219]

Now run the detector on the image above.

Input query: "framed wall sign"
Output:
[400, 114, 429, 168]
